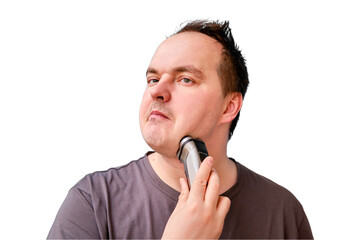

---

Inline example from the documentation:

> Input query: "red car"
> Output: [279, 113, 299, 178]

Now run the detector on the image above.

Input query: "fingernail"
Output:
[180, 178, 186, 185]
[207, 156, 213, 165]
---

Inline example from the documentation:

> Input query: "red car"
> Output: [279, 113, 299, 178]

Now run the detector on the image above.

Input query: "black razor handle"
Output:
[177, 136, 209, 188]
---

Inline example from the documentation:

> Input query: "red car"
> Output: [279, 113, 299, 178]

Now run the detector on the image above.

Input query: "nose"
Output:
[150, 78, 171, 102]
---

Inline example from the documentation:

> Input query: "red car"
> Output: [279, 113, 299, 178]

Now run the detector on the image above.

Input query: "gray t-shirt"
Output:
[48, 153, 313, 239]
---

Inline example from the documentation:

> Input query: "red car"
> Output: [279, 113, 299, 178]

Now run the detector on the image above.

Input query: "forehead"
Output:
[149, 32, 223, 73]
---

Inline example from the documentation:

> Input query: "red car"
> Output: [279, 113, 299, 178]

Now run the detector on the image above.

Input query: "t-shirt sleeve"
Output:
[298, 212, 314, 239]
[47, 186, 101, 239]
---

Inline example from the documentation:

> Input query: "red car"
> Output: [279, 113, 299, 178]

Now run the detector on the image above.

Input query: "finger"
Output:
[177, 178, 190, 204]
[217, 196, 231, 220]
[189, 156, 214, 202]
[204, 168, 221, 209]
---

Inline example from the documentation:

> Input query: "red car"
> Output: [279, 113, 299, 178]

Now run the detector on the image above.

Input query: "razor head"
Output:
[177, 136, 209, 187]
[177, 136, 208, 161]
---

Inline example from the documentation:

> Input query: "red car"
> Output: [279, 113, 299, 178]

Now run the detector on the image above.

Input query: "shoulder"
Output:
[73, 155, 148, 195]
[226, 161, 313, 239]
[236, 162, 305, 212]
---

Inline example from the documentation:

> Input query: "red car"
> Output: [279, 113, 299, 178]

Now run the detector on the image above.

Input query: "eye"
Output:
[147, 78, 159, 85]
[180, 77, 194, 85]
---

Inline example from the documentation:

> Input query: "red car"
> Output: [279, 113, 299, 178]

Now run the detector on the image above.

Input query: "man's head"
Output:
[139, 20, 248, 157]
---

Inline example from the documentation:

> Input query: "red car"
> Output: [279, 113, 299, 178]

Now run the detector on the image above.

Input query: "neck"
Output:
[148, 139, 237, 194]
[148, 152, 186, 191]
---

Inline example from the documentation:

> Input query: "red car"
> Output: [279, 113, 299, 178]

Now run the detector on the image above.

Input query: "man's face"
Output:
[139, 32, 226, 157]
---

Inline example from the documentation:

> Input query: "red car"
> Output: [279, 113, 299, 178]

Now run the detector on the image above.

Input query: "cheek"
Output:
[139, 93, 150, 124]
[197, 90, 224, 116]
[176, 92, 224, 133]
[200, 93, 225, 123]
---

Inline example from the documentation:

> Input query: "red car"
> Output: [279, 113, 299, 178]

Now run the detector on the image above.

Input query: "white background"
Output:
[1, 0, 359, 239]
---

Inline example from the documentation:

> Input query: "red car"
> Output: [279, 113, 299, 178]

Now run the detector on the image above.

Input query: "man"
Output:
[48, 20, 313, 239]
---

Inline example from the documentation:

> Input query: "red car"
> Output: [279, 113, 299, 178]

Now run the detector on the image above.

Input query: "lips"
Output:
[149, 110, 169, 120]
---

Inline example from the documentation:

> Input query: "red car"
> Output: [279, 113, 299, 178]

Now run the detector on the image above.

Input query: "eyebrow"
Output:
[146, 65, 205, 80]
[146, 67, 158, 76]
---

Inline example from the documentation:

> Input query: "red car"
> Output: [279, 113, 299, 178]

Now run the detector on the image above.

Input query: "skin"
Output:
[139, 31, 243, 238]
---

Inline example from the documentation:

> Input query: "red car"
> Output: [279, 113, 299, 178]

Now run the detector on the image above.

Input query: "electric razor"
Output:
[177, 136, 209, 188]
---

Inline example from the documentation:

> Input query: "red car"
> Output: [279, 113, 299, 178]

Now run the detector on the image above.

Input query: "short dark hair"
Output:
[175, 20, 249, 139]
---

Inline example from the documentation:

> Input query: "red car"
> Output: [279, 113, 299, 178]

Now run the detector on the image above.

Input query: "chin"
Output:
[142, 132, 179, 158]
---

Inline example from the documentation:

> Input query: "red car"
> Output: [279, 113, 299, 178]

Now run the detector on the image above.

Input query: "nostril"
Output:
[157, 96, 164, 101]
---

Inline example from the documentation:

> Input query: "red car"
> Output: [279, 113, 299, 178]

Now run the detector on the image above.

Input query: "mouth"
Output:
[148, 110, 170, 120]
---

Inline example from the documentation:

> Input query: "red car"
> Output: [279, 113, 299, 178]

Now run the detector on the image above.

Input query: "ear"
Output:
[219, 92, 243, 124]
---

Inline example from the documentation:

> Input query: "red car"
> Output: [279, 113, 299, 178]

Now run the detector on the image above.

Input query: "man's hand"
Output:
[162, 156, 231, 239]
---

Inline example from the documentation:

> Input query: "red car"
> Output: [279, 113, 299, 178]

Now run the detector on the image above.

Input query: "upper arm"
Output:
[298, 213, 313, 239]
[47, 187, 101, 239]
